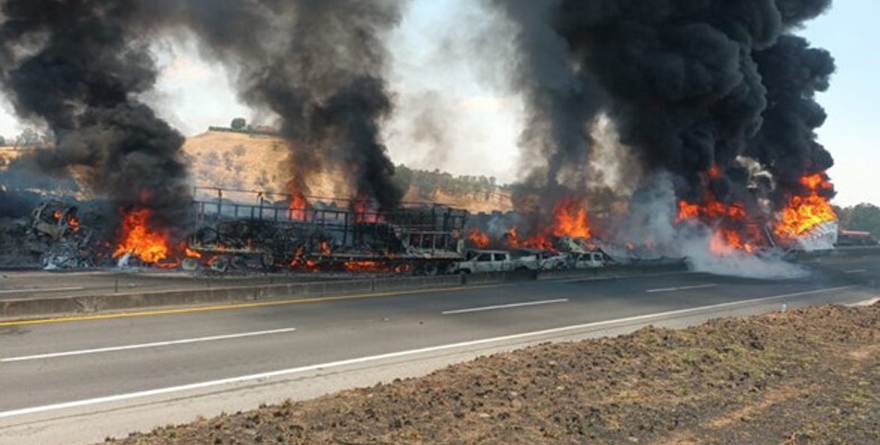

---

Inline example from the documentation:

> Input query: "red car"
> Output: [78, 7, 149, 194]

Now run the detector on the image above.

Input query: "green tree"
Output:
[230, 117, 247, 130]
[843, 204, 880, 237]
[16, 128, 40, 146]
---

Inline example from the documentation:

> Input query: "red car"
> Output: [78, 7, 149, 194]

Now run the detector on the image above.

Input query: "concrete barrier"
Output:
[0, 262, 692, 322]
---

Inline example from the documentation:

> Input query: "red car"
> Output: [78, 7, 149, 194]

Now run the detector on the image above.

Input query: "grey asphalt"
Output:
[0, 254, 877, 417]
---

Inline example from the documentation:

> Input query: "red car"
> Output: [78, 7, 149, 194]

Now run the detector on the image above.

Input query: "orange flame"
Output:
[551, 198, 591, 239]
[67, 215, 80, 232]
[504, 227, 522, 248]
[112, 208, 170, 264]
[774, 173, 836, 239]
[353, 194, 380, 224]
[287, 186, 308, 221]
[677, 193, 760, 254]
[467, 227, 490, 248]
[505, 198, 592, 250]
[677, 194, 747, 223]
[319, 241, 332, 255]
[708, 165, 720, 179]
[290, 246, 305, 268]
[344, 261, 387, 273]
[676, 201, 701, 222]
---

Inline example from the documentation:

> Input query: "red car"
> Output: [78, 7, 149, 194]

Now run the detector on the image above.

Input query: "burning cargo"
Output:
[185, 188, 468, 274]
[1, 188, 469, 275]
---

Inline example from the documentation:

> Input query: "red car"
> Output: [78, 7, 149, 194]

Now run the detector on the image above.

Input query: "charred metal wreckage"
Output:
[1, 188, 471, 274]
[0, 185, 838, 275]
[187, 188, 468, 274]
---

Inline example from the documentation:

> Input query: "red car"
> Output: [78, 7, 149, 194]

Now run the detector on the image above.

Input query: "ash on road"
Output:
[105, 301, 879, 445]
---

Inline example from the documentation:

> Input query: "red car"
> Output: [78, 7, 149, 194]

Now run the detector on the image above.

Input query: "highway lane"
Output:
[804, 254, 880, 279]
[0, 256, 877, 416]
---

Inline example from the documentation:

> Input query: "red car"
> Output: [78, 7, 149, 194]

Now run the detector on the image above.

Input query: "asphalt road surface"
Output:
[0, 254, 877, 445]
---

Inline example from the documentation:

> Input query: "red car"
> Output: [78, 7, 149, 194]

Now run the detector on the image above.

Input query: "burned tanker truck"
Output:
[185, 188, 469, 274]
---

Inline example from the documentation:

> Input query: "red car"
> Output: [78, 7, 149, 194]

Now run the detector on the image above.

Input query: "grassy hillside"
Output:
[182, 131, 513, 212]
[0, 133, 514, 213]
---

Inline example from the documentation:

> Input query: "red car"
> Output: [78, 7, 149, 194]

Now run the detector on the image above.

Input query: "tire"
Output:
[423, 262, 440, 276]
[181, 257, 201, 272]
[210, 256, 230, 273]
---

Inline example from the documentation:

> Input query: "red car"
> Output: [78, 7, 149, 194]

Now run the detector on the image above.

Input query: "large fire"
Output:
[677, 173, 837, 255]
[287, 182, 309, 221]
[774, 173, 836, 239]
[112, 208, 171, 264]
[505, 198, 592, 250]
[287, 186, 308, 221]
[467, 227, 489, 248]
[676, 193, 760, 254]
[552, 198, 592, 239]
[353, 194, 380, 224]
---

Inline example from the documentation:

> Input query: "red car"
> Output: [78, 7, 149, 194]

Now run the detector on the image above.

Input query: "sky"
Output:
[799, 0, 880, 206]
[0, 0, 876, 206]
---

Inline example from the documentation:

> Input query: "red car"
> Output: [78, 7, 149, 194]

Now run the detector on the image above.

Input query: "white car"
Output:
[511, 249, 569, 271]
[455, 250, 518, 274]
[570, 252, 607, 269]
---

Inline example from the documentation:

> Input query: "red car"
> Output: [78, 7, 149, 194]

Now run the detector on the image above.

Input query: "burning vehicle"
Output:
[0, 197, 112, 270]
[186, 188, 468, 275]
[2, 187, 470, 275]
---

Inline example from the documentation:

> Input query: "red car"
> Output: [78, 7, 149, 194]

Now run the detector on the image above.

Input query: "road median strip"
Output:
[0, 264, 687, 325]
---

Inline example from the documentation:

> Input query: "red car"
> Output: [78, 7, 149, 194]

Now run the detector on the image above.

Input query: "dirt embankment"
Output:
[105, 302, 879, 445]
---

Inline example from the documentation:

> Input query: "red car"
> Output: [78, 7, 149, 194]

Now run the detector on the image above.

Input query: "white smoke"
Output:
[615, 172, 807, 280]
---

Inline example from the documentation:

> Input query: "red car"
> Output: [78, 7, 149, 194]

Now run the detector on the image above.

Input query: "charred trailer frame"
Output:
[187, 187, 469, 274]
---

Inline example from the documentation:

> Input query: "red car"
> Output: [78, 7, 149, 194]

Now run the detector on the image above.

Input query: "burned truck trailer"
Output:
[187, 188, 469, 274]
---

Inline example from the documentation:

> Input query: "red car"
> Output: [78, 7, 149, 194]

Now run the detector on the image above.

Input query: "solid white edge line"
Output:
[442, 299, 570, 315]
[646, 284, 718, 293]
[845, 269, 867, 274]
[0, 328, 297, 363]
[846, 297, 880, 307]
[0, 286, 85, 295]
[0, 284, 857, 420]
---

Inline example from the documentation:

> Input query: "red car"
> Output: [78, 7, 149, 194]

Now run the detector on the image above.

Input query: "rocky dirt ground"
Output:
[103, 301, 879, 445]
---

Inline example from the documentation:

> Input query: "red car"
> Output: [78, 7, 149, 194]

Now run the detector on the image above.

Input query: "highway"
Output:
[0, 253, 877, 445]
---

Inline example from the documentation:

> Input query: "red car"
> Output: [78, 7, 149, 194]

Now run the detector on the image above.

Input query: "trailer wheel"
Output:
[422, 262, 439, 276]
[181, 257, 201, 272]
[210, 256, 230, 273]
[262, 253, 275, 270]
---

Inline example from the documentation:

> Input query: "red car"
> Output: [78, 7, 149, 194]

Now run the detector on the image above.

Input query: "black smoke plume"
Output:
[746, 34, 836, 204]
[492, 0, 836, 217]
[490, 0, 602, 222]
[0, 0, 192, 230]
[178, 0, 404, 210]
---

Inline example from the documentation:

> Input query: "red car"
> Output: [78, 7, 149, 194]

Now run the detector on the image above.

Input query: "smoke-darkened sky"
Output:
[0, 0, 875, 206]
